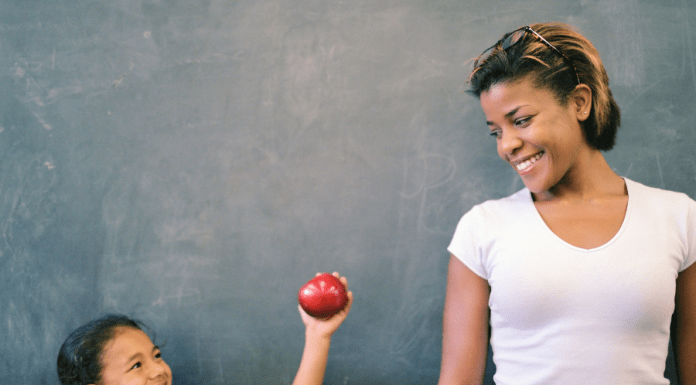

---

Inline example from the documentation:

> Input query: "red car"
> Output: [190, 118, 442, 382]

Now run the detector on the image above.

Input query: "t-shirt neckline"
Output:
[523, 177, 633, 253]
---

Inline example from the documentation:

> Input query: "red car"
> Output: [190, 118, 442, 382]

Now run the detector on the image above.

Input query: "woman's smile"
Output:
[512, 151, 545, 173]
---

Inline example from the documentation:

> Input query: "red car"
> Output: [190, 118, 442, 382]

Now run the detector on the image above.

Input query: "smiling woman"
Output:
[480, 77, 594, 197]
[438, 22, 696, 385]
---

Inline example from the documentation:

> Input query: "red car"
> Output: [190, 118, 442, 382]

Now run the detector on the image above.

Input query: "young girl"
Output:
[57, 272, 353, 385]
[438, 23, 696, 384]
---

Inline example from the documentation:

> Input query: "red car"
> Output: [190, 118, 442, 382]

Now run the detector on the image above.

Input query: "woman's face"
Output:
[480, 76, 590, 195]
[95, 327, 172, 385]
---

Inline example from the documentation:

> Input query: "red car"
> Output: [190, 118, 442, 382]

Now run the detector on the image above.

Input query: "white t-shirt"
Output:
[447, 178, 696, 385]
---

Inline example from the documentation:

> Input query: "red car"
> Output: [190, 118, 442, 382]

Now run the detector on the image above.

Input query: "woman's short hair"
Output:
[56, 314, 143, 385]
[468, 22, 621, 151]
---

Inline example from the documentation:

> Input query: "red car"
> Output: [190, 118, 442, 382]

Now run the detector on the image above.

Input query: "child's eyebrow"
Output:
[125, 346, 159, 365]
[126, 352, 144, 363]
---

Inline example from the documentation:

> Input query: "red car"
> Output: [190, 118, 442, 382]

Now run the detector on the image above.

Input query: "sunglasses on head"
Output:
[475, 26, 580, 85]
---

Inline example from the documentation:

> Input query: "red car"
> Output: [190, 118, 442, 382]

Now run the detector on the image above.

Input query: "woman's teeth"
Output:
[516, 152, 544, 171]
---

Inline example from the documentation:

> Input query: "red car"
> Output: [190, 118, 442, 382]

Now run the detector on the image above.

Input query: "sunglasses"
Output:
[475, 26, 580, 85]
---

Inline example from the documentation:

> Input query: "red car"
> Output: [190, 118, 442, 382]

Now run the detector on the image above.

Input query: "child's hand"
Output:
[292, 272, 352, 385]
[298, 272, 353, 340]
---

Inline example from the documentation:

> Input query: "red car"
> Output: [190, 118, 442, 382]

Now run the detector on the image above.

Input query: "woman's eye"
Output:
[514, 117, 531, 126]
[130, 362, 142, 370]
[155, 352, 162, 359]
[489, 130, 502, 139]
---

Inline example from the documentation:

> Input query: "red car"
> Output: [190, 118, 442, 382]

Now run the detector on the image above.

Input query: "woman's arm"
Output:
[438, 255, 491, 385]
[673, 262, 696, 383]
[292, 273, 353, 385]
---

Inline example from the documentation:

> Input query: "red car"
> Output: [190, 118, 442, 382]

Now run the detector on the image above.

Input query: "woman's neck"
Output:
[533, 149, 625, 202]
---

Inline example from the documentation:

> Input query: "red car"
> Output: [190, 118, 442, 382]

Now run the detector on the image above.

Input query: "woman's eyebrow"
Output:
[504, 105, 528, 119]
[486, 105, 528, 126]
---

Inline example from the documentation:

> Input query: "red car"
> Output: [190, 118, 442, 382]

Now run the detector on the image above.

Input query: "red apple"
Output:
[298, 273, 348, 318]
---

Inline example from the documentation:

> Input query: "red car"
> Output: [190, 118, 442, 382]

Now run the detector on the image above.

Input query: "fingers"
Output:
[298, 304, 308, 316]
[333, 272, 348, 287]
[313, 271, 350, 290]
[297, 304, 311, 327]
[341, 290, 353, 315]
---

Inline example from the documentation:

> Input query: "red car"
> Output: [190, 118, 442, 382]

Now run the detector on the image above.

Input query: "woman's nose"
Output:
[498, 130, 523, 156]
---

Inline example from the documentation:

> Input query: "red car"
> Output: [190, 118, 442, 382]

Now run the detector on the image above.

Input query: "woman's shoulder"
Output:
[475, 187, 531, 211]
[459, 187, 532, 225]
[625, 177, 695, 205]
[625, 178, 696, 225]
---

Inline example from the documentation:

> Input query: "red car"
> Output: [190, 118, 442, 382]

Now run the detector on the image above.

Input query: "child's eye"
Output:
[489, 130, 502, 139]
[130, 362, 142, 370]
[155, 352, 162, 359]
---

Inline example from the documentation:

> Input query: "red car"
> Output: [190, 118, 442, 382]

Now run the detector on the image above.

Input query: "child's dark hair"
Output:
[468, 22, 621, 151]
[56, 314, 143, 385]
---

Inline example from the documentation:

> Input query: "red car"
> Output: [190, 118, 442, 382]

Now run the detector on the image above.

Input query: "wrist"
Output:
[304, 330, 332, 346]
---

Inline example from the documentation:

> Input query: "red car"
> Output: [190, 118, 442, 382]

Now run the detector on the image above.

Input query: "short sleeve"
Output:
[447, 205, 488, 279]
[681, 196, 696, 272]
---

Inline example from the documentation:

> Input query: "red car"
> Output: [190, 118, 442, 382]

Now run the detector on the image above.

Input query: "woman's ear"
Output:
[572, 84, 592, 122]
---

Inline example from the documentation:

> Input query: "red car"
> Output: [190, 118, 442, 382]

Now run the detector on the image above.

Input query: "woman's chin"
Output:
[520, 176, 555, 200]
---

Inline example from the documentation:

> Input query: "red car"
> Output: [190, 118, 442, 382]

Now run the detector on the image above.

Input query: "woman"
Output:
[57, 272, 353, 385]
[438, 23, 696, 385]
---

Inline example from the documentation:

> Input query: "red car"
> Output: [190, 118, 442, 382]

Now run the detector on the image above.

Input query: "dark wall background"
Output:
[1, 0, 694, 384]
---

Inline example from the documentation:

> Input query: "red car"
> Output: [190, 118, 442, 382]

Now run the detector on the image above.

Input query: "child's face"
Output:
[96, 327, 172, 385]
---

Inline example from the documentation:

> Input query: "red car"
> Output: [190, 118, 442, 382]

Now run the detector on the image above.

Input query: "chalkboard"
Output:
[0, 0, 694, 384]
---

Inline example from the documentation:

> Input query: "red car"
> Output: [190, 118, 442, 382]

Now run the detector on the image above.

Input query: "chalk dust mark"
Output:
[33, 112, 52, 130]
[604, 0, 643, 87]
[624, 81, 659, 110]
[151, 288, 201, 308]
[112, 73, 126, 88]
[399, 153, 457, 233]
[207, 337, 226, 381]
[625, 162, 633, 178]
[687, 158, 696, 182]
[389, 297, 440, 364]
[262, 78, 274, 106]
[279, 22, 347, 128]
[682, 0, 696, 93]
[656, 154, 665, 189]
[13, 65, 25, 79]
[399, 154, 456, 199]
[0, 152, 57, 259]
